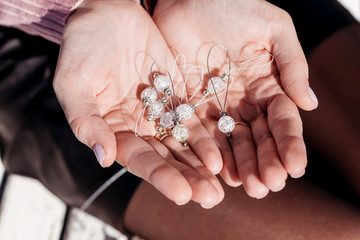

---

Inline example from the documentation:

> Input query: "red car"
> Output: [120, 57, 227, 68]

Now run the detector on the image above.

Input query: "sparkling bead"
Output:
[154, 74, 171, 93]
[172, 124, 189, 142]
[182, 141, 189, 147]
[218, 116, 235, 133]
[206, 77, 226, 94]
[156, 125, 164, 132]
[175, 104, 194, 121]
[141, 87, 157, 103]
[148, 101, 165, 119]
[160, 112, 175, 129]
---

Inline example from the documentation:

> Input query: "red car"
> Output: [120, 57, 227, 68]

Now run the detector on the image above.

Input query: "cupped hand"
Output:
[53, 0, 224, 207]
[153, 0, 317, 198]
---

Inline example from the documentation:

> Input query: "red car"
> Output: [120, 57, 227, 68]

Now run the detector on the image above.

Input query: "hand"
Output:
[53, 0, 224, 207]
[153, 0, 318, 198]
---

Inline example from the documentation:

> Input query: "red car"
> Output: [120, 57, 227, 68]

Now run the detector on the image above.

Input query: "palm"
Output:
[154, 0, 308, 198]
[53, 0, 224, 207]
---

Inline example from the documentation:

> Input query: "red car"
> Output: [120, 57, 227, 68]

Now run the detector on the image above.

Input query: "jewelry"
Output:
[134, 86, 159, 136]
[206, 44, 234, 137]
[154, 131, 171, 142]
[172, 124, 189, 147]
[235, 121, 250, 127]
[150, 61, 190, 147]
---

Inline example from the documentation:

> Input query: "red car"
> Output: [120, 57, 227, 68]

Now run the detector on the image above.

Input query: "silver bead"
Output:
[175, 104, 194, 121]
[161, 97, 168, 104]
[160, 112, 175, 129]
[182, 141, 189, 147]
[206, 77, 226, 94]
[154, 74, 171, 93]
[147, 101, 165, 120]
[218, 115, 235, 133]
[172, 124, 189, 142]
[165, 89, 172, 96]
[156, 125, 164, 132]
[141, 87, 157, 103]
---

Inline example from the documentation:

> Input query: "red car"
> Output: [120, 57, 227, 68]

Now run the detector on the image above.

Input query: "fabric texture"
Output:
[0, 0, 140, 44]
[0, 0, 83, 43]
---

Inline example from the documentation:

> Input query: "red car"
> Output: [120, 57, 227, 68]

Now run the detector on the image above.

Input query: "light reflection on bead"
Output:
[175, 104, 194, 121]
[147, 101, 165, 120]
[206, 77, 226, 94]
[160, 112, 175, 129]
[154, 74, 171, 93]
[141, 87, 157, 103]
[218, 115, 235, 133]
[172, 124, 189, 142]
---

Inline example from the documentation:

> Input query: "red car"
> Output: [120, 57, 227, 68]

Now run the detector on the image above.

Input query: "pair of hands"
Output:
[53, 0, 318, 208]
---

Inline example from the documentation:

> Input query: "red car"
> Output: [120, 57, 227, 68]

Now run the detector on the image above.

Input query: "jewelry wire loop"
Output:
[206, 44, 232, 112]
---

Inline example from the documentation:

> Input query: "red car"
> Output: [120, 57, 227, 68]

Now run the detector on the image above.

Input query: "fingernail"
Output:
[291, 169, 306, 178]
[175, 202, 186, 206]
[272, 182, 286, 192]
[307, 86, 318, 105]
[92, 143, 105, 167]
[255, 188, 269, 199]
[200, 204, 215, 209]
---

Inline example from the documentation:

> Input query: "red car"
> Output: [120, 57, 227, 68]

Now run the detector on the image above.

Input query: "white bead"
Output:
[154, 74, 171, 93]
[160, 112, 175, 129]
[172, 124, 189, 142]
[218, 116, 235, 133]
[175, 104, 194, 121]
[141, 87, 157, 103]
[148, 101, 165, 119]
[206, 77, 226, 94]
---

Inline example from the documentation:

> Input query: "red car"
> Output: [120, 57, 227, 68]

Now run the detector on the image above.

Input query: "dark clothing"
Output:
[0, 28, 141, 232]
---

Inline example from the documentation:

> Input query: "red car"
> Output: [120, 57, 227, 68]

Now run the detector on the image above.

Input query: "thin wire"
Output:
[80, 167, 128, 211]
[195, 76, 234, 107]
[181, 66, 204, 103]
[150, 61, 178, 116]
[226, 53, 274, 75]
[134, 105, 147, 137]
[206, 44, 232, 112]
[171, 54, 186, 79]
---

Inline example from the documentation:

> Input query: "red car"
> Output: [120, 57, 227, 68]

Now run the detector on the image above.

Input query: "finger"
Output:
[116, 133, 192, 205]
[268, 94, 307, 178]
[53, 79, 116, 168]
[202, 119, 241, 187]
[184, 117, 223, 174]
[161, 135, 224, 208]
[251, 114, 288, 193]
[272, 11, 318, 111]
[229, 122, 270, 198]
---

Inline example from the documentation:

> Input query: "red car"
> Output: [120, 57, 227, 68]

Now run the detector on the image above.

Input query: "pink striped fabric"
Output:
[0, 0, 140, 44]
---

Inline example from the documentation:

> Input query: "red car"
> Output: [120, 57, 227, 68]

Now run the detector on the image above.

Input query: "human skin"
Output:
[53, 0, 226, 207]
[53, 0, 317, 207]
[124, 23, 360, 240]
[153, 0, 318, 199]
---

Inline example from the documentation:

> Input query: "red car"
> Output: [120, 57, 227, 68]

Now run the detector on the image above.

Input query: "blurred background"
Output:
[0, 1, 359, 240]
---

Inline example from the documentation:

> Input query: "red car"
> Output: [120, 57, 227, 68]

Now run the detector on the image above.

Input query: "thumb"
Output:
[69, 114, 117, 168]
[272, 11, 318, 111]
[54, 81, 116, 168]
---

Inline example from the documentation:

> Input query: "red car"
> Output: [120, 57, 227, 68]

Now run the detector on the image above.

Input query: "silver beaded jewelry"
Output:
[205, 44, 235, 137]
[149, 61, 190, 147]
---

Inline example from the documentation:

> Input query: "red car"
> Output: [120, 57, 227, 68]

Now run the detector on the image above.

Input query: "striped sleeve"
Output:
[0, 0, 141, 44]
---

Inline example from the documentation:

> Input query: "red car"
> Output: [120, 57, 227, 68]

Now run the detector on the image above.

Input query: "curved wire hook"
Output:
[206, 44, 232, 112]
